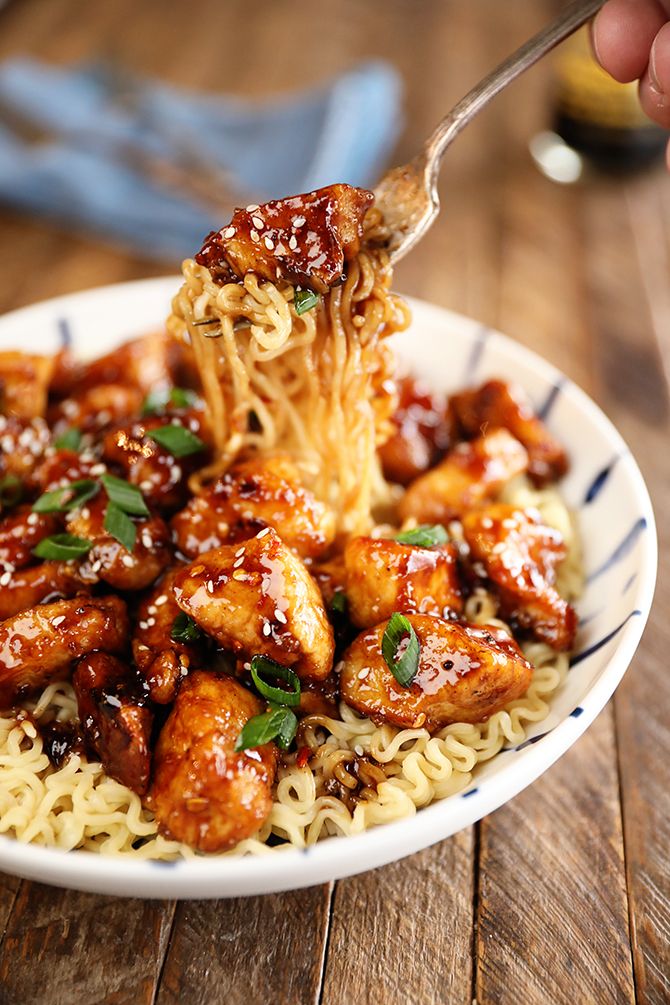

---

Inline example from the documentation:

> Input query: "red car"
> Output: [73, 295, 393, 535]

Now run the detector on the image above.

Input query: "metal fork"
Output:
[375, 0, 606, 264]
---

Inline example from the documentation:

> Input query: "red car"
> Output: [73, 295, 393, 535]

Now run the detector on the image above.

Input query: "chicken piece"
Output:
[67, 495, 171, 591]
[340, 614, 533, 731]
[449, 380, 568, 486]
[132, 569, 199, 703]
[49, 384, 143, 436]
[0, 416, 51, 488]
[32, 448, 106, 493]
[71, 332, 180, 396]
[0, 562, 86, 620]
[0, 505, 59, 569]
[196, 184, 374, 293]
[0, 351, 54, 419]
[72, 652, 152, 795]
[398, 428, 529, 526]
[171, 455, 335, 560]
[149, 671, 278, 852]
[0, 595, 129, 707]
[344, 536, 463, 628]
[379, 376, 452, 485]
[102, 410, 210, 511]
[462, 504, 577, 650]
[173, 528, 334, 681]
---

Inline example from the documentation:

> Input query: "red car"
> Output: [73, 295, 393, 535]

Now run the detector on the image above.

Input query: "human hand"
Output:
[592, 0, 670, 167]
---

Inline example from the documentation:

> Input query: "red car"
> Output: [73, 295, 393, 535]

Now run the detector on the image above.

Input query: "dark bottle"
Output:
[551, 28, 667, 173]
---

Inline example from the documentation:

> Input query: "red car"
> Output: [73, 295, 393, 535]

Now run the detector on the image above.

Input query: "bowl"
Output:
[0, 277, 657, 898]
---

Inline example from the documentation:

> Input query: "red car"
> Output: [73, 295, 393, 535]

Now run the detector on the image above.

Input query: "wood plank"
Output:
[320, 830, 475, 1005]
[155, 884, 332, 1005]
[581, 173, 670, 1005]
[0, 882, 175, 1005]
[476, 711, 635, 1005]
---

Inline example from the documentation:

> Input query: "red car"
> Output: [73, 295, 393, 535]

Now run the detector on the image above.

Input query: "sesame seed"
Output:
[263, 236, 275, 251]
[250, 230, 260, 243]
[80, 507, 90, 521]
[26, 513, 39, 526]
[289, 235, 298, 251]
[141, 531, 153, 549]
[274, 609, 287, 624]
[257, 527, 270, 539]
[0, 572, 11, 586]
[147, 605, 157, 615]
[91, 560, 102, 573]
[138, 621, 149, 631]
[233, 557, 244, 568]
[137, 644, 150, 652]
[293, 215, 306, 228]
[252, 216, 264, 229]
[206, 580, 214, 594]
[89, 463, 106, 476]
[246, 204, 259, 212]
[139, 480, 153, 492]
[146, 617, 156, 627]
[155, 594, 168, 606]
[122, 555, 134, 567]
[232, 569, 247, 580]
[223, 226, 236, 239]
[262, 622, 272, 637]
[235, 548, 245, 558]
[357, 668, 369, 680]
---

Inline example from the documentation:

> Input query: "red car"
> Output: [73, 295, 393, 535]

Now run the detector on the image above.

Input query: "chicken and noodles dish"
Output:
[0, 185, 580, 857]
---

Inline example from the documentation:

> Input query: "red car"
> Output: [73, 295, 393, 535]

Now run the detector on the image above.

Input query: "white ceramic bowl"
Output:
[0, 278, 657, 898]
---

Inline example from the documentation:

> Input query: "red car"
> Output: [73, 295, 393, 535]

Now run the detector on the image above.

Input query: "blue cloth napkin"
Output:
[0, 57, 402, 262]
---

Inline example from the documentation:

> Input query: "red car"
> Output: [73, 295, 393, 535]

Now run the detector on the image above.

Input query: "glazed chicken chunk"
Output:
[0, 562, 85, 621]
[0, 505, 59, 569]
[449, 379, 568, 486]
[73, 652, 152, 795]
[0, 595, 129, 706]
[398, 428, 529, 526]
[340, 614, 533, 731]
[132, 568, 200, 704]
[344, 536, 463, 628]
[462, 504, 577, 650]
[173, 528, 334, 681]
[195, 184, 374, 292]
[0, 351, 54, 419]
[149, 671, 278, 852]
[379, 376, 452, 485]
[171, 454, 336, 560]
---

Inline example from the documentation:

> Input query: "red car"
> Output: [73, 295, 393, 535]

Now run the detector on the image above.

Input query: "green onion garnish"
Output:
[235, 705, 298, 752]
[395, 524, 448, 549]
[100, 474, 149, 517]
[32, 479, 100, 514]
[104, 502, 137, 553]
[170, 612, 202, 644]
[381, 613, 420, 688]
[142, 386, 198, 416]
[53, 428, 82, 452]
[33, 533, 93, 561]
[249, 655, 301, 708]
[0, 474, 23, 511]
[293, 289, 320, 315]
[149, 423, 206, 458]
[330, 591, 348, 616]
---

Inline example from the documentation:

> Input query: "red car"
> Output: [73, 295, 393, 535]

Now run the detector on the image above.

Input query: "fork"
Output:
[375, 0, 606, 264]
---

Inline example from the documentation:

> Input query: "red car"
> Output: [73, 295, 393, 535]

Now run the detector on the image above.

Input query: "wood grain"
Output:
[0, 0, 668, 1002]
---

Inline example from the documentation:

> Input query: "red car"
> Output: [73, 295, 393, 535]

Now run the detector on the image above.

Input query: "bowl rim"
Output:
[0, 277, 658, 898]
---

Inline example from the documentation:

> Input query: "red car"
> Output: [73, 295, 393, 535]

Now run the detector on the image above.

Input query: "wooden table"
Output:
[0, 1, 668, 1002]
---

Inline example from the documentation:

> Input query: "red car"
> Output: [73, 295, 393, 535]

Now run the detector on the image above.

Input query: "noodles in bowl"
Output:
[1, 184, 582, 860]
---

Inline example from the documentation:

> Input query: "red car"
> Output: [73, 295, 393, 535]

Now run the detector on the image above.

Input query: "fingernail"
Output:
[649, 42, 663, 95]
[590, 16, 602, 66]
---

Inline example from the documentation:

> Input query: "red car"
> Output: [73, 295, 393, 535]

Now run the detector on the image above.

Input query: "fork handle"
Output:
[424, 0, 606, 185]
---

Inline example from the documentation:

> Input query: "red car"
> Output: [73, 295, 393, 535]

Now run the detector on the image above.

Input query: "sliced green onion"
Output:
[293, 289, 319, 315]
[100, 474, 149, 517]
[171, 612, 202, 644]
[142, 386, 198, 416]
[395, 524, 448, 548]
[33, 533, 92, 561]
[250, 655, 300, 708]
[381, 613, 420, 688]
[32, 479, 99, 514]
[104, 502, 136, 553]
[53, 427, 82, 452]
[330, 591, 348, 616]
[234, 706, 298, 752]
[0, 474, 23, 510]
[149, 423, 206, 458]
